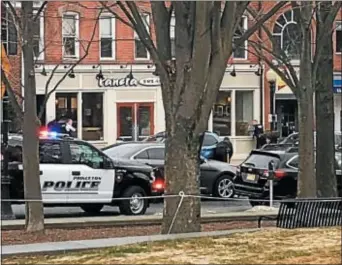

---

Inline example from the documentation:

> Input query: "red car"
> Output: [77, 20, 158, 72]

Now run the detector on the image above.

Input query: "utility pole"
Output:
[1, 92, 15, 220]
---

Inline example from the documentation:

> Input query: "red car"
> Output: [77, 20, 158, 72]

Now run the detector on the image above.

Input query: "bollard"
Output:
[268, 160, 275, 208]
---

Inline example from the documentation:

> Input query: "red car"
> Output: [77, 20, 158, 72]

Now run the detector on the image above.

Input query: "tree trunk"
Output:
[297, 1, 316, 198]
[314, 2, 337, 197]
[21, 1, 45, 232]
[161, 119, 201, 234]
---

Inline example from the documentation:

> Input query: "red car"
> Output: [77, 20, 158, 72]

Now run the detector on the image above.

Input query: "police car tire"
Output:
[119, 186, 148, 215]
[80, 204, 104, 214]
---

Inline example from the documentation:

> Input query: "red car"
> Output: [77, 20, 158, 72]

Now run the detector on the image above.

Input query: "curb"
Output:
[1, 212, 278, 230]
[2, 228, 263, 257]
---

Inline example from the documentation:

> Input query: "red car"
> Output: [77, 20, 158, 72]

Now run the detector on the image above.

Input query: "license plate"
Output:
[246, 174, 256, 181]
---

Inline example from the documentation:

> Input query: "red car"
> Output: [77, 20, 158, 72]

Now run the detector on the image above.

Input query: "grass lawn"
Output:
[3, 227, 341, 264]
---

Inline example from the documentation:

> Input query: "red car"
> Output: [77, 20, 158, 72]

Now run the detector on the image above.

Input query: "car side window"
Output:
[287, 156, 299, 169]
[69, 142, 106, 169]
[203, 134, 217, 146]
[39, 142, 63, 164]
[147, 148, 165, 160]
[135, 150, 149, 159]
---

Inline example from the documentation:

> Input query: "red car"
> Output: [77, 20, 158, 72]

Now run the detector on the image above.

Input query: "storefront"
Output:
[35, 64, 261, 157]
[334, 74, 341, 132]
[35, 65, 164, 148]
[208, 65, 262, 159]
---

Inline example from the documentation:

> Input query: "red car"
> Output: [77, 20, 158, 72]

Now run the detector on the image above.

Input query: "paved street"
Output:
[11, 198, 261, 219]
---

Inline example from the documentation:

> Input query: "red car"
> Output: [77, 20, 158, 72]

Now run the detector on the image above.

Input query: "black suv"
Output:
[3, 132, 155, 215]
[233, 148, 342, 206]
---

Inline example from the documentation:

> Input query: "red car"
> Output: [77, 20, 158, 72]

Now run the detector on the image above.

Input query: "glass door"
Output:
[55, 93, 78, 129]
[117, 103, 154, 141]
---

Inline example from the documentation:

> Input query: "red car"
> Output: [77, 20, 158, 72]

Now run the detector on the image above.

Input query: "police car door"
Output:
[66, 141, 115, 204]
[39, 140, 69, 203]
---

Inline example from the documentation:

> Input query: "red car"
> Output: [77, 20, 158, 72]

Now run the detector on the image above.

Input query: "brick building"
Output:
[1, 2, 341, 158]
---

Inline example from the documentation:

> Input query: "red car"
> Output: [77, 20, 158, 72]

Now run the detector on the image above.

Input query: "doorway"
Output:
[276, 99, 298, 137]
[36, 95, 46, 125]
[55, 93, 78, 129]
[117, 103, 154, 141]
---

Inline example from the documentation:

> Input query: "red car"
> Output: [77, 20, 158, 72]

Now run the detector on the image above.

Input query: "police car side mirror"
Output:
[101, 158, 113, 169]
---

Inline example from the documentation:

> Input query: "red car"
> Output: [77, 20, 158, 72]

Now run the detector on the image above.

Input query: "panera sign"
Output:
[97, 76, 161, 88]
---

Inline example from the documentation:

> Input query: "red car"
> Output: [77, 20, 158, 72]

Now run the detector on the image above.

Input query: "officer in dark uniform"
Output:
[251, 120, 265, 149]
[214, 137, 233, 163]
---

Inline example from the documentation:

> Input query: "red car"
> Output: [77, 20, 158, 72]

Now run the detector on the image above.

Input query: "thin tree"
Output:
[102, 1, 286, 233]
[249, 1, 341, 197]
[1, 1, 101, 232]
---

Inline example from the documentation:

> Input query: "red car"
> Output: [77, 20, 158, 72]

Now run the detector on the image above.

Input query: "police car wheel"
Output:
[119, 186, 147, 215]
[214, 175, 234, 198]
[80, 204, 104, 214]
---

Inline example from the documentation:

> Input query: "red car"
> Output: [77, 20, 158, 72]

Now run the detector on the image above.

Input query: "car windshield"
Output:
[103, 144, 145, 158]
[243, 153, 280, 169]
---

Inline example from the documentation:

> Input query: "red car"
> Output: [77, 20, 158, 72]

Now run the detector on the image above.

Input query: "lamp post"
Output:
[1, 93, 15, 220]
[266, 69, 277, 132]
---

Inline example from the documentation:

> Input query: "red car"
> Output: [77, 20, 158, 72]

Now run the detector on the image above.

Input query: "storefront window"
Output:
[82, 93, 103, 141]
[235, 91, 253, 136]
[55, 93, 78, 128]
[213, 91, 231, 136]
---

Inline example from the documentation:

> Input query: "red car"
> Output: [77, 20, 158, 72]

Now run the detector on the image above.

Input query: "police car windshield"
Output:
[103, 144, 145, 159]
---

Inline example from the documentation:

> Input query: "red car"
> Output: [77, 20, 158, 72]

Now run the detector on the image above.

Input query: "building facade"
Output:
[1, 2, 341, 158]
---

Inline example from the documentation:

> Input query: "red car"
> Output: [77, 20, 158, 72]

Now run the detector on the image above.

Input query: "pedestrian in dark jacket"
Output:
[214, 137, 233, 163]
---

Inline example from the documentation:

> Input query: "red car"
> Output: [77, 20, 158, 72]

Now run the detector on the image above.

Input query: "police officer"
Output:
[249, 120, 265, 149]
[214, 137, 233, 163]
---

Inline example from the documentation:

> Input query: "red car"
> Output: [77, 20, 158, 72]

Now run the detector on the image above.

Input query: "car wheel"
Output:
[80, 204, 104, 214]
[119, 186, 148, 215]
[214, 175, 235, 198]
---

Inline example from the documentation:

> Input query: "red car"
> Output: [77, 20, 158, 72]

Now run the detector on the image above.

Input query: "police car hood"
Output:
[111, 158, 153, 173]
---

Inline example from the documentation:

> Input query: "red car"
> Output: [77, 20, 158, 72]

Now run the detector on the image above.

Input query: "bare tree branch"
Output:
[100, 1, 134, 29]
[37, 9, 102, 122]
[3, 1, 21, 26]
[33, 1, 47, 22]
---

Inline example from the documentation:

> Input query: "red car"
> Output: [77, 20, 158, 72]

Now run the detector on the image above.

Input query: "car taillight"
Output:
[263, 170, 269, 177]
[274, 170, 286, 179]
[152, 179, 165, 191]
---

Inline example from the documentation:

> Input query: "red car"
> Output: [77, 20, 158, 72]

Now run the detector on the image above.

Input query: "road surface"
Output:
[10, 198, 272, 219]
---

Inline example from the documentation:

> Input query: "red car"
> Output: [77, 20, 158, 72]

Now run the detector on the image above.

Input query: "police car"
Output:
[6, 131, 156, 215]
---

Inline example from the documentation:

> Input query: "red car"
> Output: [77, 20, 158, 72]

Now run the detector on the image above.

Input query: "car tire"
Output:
[119, 186, 148, 215]
[80, 204, 104, 214]
[213, 175, 235, 198]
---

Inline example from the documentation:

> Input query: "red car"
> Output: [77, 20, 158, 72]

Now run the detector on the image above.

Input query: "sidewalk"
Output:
[1, 209, 279, 230]
[2, 228, 261, 257]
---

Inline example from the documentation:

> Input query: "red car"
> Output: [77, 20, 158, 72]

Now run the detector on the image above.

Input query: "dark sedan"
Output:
[102, 142, 237, 198]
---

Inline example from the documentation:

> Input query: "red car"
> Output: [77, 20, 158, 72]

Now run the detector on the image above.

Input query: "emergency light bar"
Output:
[39, 130, 69, 139]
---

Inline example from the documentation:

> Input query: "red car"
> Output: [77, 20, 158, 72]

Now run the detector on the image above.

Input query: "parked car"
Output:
[278, 131, 342, 149]
[5, 132, 155, 215]
[233, 148, 342, 206]
[142, 131, 222, 160]
[103, 142, 237, 198]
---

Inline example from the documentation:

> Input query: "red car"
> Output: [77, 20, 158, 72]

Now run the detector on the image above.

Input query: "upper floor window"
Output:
[272, 10, 301, 60]
[134, 13, 150, 60]
[170, 15, 175, 58]
[233, 16, 248, 59]
[32, 12, 44, 60]
[1, 3, 17, 55]
[336, 21, 342, 53]
[100, 15, 115, 59]
[62, 13, 79, 59]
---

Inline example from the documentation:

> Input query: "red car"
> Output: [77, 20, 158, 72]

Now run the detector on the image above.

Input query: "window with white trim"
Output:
[62, 13, 79, 59]
[100, 15, 115, 59]
[134, 13, 150, 60]
[335, 21, 342, 53]
[170, 15, 175, 58]
[272, 10, 301, 60]
[1, 3, 17, 55]
[32, 12, 44, 60]
[233, 16, 248, 59]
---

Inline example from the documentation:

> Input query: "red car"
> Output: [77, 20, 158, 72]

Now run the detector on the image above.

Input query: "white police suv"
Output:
[6, 131, 155, 215]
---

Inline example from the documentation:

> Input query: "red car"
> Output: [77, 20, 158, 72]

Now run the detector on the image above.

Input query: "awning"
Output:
[275, 85, 296, 100]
